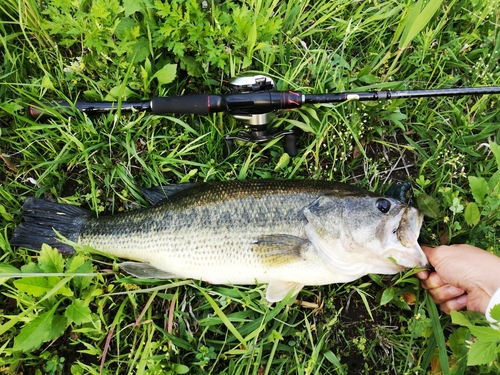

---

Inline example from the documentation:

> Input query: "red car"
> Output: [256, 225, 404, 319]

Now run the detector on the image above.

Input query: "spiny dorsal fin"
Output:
[138, 183, 200, 205]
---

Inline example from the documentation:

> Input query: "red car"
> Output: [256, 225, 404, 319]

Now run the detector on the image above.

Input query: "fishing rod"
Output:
[28, 75, 500, 156]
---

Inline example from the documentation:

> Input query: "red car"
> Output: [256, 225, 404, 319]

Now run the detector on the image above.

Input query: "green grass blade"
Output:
[400, 0, 443, 50]
[425, 291, 450, 375]
[195, 285, 247, 348]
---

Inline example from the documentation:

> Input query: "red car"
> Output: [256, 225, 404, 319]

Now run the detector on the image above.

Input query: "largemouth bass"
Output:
[10, 180, 427, 302]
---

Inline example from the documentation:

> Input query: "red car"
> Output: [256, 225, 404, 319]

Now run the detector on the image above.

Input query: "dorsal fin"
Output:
[138, 183, 200, 205]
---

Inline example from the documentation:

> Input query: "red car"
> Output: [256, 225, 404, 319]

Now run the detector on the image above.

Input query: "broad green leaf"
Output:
[450, 197, 464, 214]
[66, 254, 87, 273]
[42, 74, 55, 90]
[468, 176, 489, 205]
[14, 277, 53, 297]
[358, 73, 377, 84]
[464, 202, 480, 226]
[448, 327, 468, 357]
[105, 85, 136, 101]
[13, 305, 58, 352]
[65, 299, 92, 325]
[301, 107, 321, 123]
[269, 329, 284, 341]
[380, 287, 395, 305]
[467, 339, 497, 366]
[0, 102, 23, 113]
[152, 64, 177, 86]
[469, 326, 500, 341]
[46, 314, 68, 342]
[0, 263, 20, 285]
[21, 262, 43, 273]
[274, 153, 290, 171]
[173, 364, 189, 374]
[383, 110, 407, 129]
[450, 310, 472, 328]
[416, 194, 439, 218]
[489, 170, 500, 194]
[156, 326, 193, 350]
[14, 275, 73, 297]
[384, 110, 407, 123]
[131, 37, 150, 63]
[0, 263, 20, 273]
[115, 17, 137, 40]
[66, 254, 94, 290]
[123, 0, 143, 17]
[490, 304, 500, 322]
[39, 245, 65, 273]
[489, 141, 500, 171]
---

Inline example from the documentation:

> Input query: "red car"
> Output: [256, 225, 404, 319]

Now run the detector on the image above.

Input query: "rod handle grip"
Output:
[27, 101, 71, 120]
[151, 94, 224, 115]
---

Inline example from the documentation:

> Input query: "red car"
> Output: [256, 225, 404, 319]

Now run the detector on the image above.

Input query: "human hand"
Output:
[416, 244, 500, 315]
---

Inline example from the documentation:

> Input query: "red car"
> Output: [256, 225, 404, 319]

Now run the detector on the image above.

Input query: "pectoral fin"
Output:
[119, 262, 179, 279]
[254, 234, 310, 266]
[266, 280, 305, 303]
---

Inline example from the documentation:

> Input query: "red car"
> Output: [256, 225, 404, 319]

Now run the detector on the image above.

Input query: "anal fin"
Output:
[119, 262, 179, 279]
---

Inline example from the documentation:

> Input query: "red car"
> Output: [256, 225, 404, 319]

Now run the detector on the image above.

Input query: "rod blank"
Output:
[28, 86, 500, 120]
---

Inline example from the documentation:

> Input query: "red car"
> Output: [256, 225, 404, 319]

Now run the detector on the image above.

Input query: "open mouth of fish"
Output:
[384, 207, 428, 268]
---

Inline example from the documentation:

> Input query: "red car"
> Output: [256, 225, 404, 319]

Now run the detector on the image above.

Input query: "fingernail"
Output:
[457, 295, 467, 305]
[449, 286, 464, 295]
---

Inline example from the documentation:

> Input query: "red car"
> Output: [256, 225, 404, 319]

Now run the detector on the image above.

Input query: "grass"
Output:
[1, 0, 500, 373]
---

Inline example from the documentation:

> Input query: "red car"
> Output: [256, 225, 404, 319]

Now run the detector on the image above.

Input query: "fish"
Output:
[9, 179, 428, 303]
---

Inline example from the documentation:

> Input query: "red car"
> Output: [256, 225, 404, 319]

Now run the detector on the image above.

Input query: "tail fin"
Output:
[10, 197, 93, 254]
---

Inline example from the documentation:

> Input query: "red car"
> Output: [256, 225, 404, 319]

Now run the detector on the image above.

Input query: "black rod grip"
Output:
[28, 100, 151, 120]
[151, 94, 224, 115]
[28, 100, 72, 120]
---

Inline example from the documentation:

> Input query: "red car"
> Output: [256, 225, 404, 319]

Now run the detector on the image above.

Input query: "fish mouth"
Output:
[384, 207, 428, 268]
[389, 244, 429, 268]
[396, 207, 424, 248]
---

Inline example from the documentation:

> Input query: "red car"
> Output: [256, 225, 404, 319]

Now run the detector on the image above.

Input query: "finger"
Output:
[439, 295, 468, 315]
[416, 270, 429, 280]
[420, 272, 447, 290]
[420, 246, 443, 268]
[426, 284, 465, 304]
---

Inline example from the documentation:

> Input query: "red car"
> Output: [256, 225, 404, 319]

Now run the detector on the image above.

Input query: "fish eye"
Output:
[376, 198, 391, 214]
